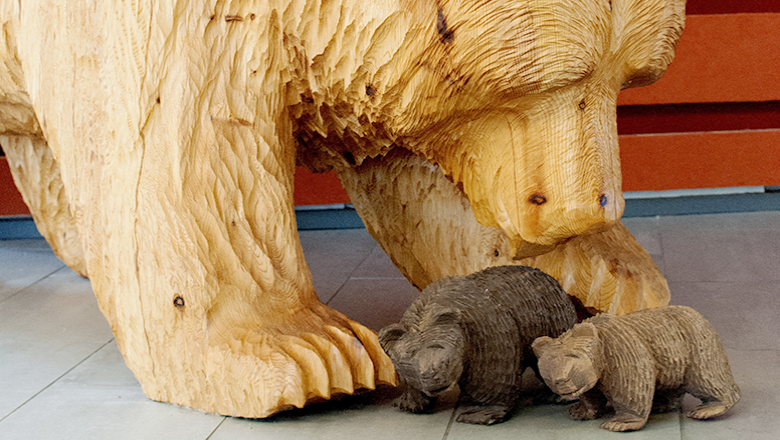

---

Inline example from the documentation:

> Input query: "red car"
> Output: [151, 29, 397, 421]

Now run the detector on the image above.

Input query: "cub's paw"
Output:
[456, 405, 510, 425]
[394, 390, 434, 414]
[600, 414, 647, 432]
[569, 401, 599, 420]
[532, 387, 565, 405]
[687, 403, 729, 420]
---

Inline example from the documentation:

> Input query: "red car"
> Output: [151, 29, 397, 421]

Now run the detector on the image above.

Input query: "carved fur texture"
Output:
[532, 305, 740, 432]
[379, 265, 577, 425]
[0, 0, 684, 417]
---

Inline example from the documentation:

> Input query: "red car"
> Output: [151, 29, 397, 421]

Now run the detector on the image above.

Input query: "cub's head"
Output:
[531, 322, 602, 400]
[378, 308, 465, 397]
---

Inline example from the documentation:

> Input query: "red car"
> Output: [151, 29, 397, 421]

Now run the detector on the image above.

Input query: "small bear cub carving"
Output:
[532, 305, 740, 432]
[379, 265, 577, 425]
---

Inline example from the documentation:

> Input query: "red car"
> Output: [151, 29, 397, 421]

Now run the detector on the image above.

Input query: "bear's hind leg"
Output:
[685, 348, 740, 420]
[685, 385, 740, 420]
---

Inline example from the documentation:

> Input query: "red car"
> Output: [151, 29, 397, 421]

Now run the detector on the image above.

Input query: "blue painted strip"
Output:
[0, 217, 43, 240]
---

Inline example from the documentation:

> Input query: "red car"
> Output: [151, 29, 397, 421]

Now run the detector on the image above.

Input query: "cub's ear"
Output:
[572, 322, 598, 339]
[431, 307, 462, 327]
[532, 336, 554, 355]
[378, 323, 406, 351]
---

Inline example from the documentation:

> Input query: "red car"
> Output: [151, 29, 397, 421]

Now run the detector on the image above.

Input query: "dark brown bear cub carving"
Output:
[378, 265, 577, 425]
[532, 306, 740, 432]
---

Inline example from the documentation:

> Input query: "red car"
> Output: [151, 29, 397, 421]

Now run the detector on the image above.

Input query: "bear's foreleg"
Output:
[7, 1, 396, 418]
[338, 150, 669, 315]
[394, 386, 437, 414]
[569, 387, 609, 420]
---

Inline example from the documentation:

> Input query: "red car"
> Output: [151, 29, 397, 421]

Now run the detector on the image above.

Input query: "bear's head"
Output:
[532, 322, 602, 400]
[378, 307, 466, 397]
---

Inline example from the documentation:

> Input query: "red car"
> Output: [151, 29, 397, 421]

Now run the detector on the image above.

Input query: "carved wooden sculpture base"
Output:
[1, 0, 683, 417]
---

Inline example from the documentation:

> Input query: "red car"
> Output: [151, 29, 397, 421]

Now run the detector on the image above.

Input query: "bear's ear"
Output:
[431, 307, 462, 327]
[572, 322, 598, 339]
[532, 336, 554, 355]
[378, 323, 406, 350]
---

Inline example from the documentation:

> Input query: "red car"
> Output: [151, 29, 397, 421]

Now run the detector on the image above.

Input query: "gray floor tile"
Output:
[669, 281, 780, 351]
[622, 216, 666, 275]
[0, 210, 778, 439]
[660, 213, 780, 283]
[299, 229, 378, 303]
[0, 266, 114, 418]
[447, 403, 681, 440]
[0, 240, 65, 301]
[0, 343, 225, 440]
[327, 278, 420, 331]
[0, 266, 111, 343]
[0, 340, 110, 418]
[210, 388, 455, 440]
[680, 349, 779, 440]
[622, 216, 664, 257]
[350, 245, 409, 279]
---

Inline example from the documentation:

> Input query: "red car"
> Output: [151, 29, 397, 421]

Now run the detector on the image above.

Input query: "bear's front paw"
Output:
[600, 413, 647, 432]
[394, 390, 435, 414]
[456, 405, 510, 425]
[569, 401, 599, 420]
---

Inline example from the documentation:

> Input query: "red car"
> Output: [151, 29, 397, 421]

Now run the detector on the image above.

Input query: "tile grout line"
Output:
[441, 397, 461, 440]
[0, 263, 69, 305]
[0, 337, 116, 424]
[323, 243, 382, 307]
[204, 416, 228, 440]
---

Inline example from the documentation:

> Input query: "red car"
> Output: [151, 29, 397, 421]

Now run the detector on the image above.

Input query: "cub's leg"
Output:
[685, 337, 740, 419]
[394, 386, 436, 414]
[569, 388, 609, 420]
[600, 388, 653, 431]
[456, 403, 514, 425]
[685, 377, 740, 419]
[653, 387, 685, 413]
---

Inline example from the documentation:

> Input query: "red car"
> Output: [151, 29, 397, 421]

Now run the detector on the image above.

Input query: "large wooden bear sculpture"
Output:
[0, 0, 684, 417]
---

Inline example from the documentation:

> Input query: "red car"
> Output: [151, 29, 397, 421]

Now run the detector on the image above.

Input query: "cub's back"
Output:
[422, 266, 576, 341]
[595, 306, 722, 380]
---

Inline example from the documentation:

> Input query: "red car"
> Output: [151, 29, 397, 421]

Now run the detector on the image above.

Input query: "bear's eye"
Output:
[427, 344, 445, 350]
[564, 354, 580, 359]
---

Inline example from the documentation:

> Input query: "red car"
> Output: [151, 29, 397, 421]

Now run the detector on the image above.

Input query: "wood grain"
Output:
[0, 0, 683, 417]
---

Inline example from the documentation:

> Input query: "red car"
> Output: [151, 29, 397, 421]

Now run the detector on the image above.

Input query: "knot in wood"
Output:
[529, 193, 547, 205]
[436, 8, 454, 44]
[174, 296, 185, 308]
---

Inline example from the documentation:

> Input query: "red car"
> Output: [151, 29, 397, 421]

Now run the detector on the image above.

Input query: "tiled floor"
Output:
[1, 211, 778, 439]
